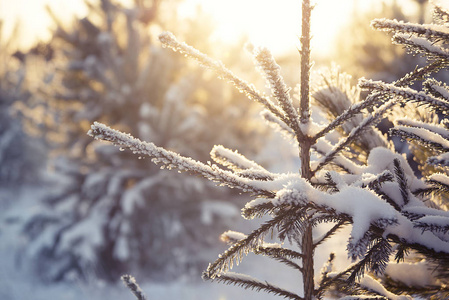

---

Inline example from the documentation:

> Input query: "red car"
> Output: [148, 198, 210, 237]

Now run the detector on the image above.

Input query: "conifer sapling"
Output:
[89, 1, 449, 299]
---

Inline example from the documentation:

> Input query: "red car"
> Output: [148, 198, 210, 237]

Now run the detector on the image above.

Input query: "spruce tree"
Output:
[0, 22, 45, 185]
[90, 1, 449, 299]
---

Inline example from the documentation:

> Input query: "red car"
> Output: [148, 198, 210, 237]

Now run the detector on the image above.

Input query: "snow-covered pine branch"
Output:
[204, 209, 306, 278]
[312, 139, 364, 174]
[396, 118, 449, 139]
[390, 125, 449, 152]
[88, 122, 274, 197]
[313, 61, 442, 142]
[254, 47, 304, 139]
[422, 173, 449, 198]
[427, 152, 449, 167]
[371, 18, 449, 42]
[158, 32, 287, 125]
[392, 33, 449, 62]
[359, 78, 449, 115]
[210, 145, 276, 181]
[312, 68, 392, 161]
[121, 275, 147, 300]
[393, 158, 410, 207]
[203, 272, 303, 300]
[423, 78, 449, 101]
[311, 100, 395, 175]
[83, 2, 449, 299]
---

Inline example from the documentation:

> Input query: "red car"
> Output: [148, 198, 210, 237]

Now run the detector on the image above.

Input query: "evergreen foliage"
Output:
[20, 0, 263, 282]
[89, 1, 449, 299]
[0, 22, 45, 185]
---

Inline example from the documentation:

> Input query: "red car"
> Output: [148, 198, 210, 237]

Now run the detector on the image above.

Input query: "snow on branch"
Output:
[414, 215, 449, 235]
[358, 274, 412, 300]
[220, 230, 247, 245]
[314, 62, 443, 141]
[88, 122, 274, 197]
[254, 244, 304, 261]
[390, 125, 449, 152]
[313, 90, 389, 141]
[423, 173, 449, 197]
[204, 209, 302, 278]
[203, 272, 303, 300]
[254, 47, 303, 139]
[312, 100, 395, 175]
[392, 33, 449, 62]
[396, 118, 449, 139]
[269, 176, 398, 259]
[359, 79, 449, 115]
[210, 145, 275, 181]
[371, 18, 449, 41]
[312, 138, 364, 175]
[158, 32, 287, 124]
[427, 152, 449, 167]
[424, 78, 449, 101]
[121, 275, 147, 300]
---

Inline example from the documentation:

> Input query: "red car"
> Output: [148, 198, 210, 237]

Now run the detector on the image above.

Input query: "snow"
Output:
[385, 261, 437, 287]
[359, 275, 413, 300]
[428, 172, 449, 185]
[158, 32, 285, 122]
[395, 125, 449, 150]
[428, 152, 449, 167]
[211, 145, 265, 171]
[88, 122, 271, 196]
[372, 18, 449, 36]
[396, 118, 449, 139]
[394, 33, 449, 59]
[298, 118, 326, 137]
[415, 215, 449, 227]
[201, 201, 240, 225]
[359, 79, 449, 114]
[221, 230, 247, 242]
[384, 214, 449, 253]
[428, 81, 449, 101]
[265, 173, 398, 255]
[313, 138, 364, 174]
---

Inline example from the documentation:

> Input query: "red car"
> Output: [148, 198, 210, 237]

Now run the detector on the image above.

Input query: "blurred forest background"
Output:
[0, 0, 435, 299]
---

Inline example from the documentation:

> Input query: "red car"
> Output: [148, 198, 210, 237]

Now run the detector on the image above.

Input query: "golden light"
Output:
[0, 0, 420, 56]
[180, 0, 382, 56]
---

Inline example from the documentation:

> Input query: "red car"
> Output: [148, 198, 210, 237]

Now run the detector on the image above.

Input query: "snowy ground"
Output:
[0, 186, 350, 300]
[0, 185, 301, 300]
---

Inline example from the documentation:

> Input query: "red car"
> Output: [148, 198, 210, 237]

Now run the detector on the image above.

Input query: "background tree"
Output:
[334, 1, 416, 82]
[0, 21, 46, 186]
[19, 0, 265, 282]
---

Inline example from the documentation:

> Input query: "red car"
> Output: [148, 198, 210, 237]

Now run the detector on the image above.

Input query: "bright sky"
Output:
[0, 0, 420, 56]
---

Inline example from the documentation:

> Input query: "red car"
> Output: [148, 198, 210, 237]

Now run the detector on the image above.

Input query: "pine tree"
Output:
[90, 1, 449, 299]
[334, 1, 417, 82]
[0, 22, 45, 185]
[20, 0, 263, 282]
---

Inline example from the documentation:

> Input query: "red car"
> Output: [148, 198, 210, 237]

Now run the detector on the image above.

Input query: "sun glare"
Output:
[179, 0, 380, 57]
[1, 0, 419, 56]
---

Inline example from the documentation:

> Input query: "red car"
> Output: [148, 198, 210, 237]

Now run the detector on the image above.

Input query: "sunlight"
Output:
[180, 0, 380, 56]
[0, 0, 419, 55]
